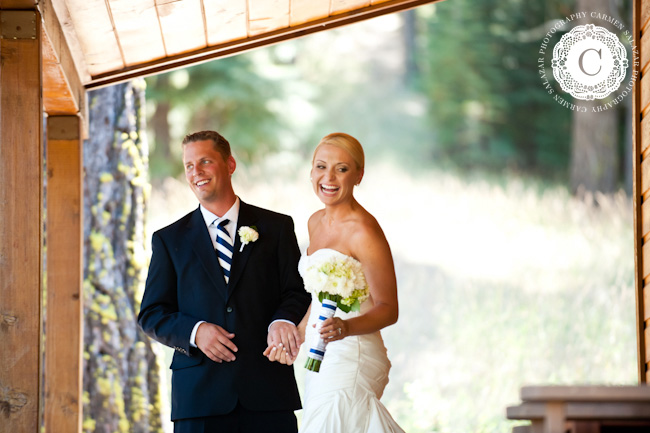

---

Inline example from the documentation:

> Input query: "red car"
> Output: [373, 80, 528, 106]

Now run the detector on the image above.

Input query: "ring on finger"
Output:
[338, 328, 342, 335]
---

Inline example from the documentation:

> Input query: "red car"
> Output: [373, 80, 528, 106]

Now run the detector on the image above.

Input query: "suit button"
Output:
[226, 307, 233, 313]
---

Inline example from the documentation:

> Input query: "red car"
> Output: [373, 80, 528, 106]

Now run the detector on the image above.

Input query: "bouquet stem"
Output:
[304, 298, 338, 372]
[304, 357, 321, 372]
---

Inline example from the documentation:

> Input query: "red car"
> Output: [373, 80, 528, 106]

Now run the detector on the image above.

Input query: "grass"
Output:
[147, 157, 637, 433]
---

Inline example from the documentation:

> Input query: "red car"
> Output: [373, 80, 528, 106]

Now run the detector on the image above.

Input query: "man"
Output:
[138, 130, 311, 432]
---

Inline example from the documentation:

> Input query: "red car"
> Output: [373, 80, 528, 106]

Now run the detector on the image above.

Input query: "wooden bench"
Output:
[506, 385, 650, 433]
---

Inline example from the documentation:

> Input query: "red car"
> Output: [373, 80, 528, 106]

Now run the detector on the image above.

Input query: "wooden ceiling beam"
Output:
[0, 0, 37, 8]
[39, 0, 88, 137]
[85, 0, 442, 89]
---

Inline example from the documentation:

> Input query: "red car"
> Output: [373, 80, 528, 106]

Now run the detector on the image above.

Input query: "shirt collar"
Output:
[200, 197, 240, 228]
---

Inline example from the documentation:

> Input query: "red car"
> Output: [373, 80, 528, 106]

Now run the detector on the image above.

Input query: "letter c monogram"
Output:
[578, 48, 602, 76]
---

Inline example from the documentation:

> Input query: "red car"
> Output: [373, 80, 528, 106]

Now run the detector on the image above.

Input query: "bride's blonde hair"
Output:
[313, 132, 365, 172]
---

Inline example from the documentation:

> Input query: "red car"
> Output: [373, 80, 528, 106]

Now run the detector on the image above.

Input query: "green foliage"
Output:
[416, 0, 574, 175]
[145, 54, 287, 179]
[317, 292, 359, 314]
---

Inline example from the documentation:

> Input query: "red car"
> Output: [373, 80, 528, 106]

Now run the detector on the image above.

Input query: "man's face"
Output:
[182, 139, 235, 205]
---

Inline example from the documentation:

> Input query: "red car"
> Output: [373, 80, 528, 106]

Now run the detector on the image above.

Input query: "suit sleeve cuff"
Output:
[190, 321, 206, 348]
[268, 319, 294, 332]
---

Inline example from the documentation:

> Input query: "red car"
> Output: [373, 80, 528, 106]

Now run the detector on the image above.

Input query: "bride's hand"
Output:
[319, 317, 348, 342]
[263, 344, 294, 365]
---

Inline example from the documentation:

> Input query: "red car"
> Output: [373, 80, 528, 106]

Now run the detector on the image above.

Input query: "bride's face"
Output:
[311, 144, 362, 205]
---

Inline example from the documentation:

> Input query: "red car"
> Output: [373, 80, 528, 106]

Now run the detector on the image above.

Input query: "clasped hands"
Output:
[264, 317, 348, 365]
[195, 321, 302, 365]
[263, 321, 303, 365]
[196, 318, 347, 365]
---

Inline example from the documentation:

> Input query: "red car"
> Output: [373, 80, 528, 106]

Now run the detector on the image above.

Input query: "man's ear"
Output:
[228, 156, 237, 176]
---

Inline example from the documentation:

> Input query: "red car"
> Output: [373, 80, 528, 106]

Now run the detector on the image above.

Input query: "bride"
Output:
[265, 132, 404, 432]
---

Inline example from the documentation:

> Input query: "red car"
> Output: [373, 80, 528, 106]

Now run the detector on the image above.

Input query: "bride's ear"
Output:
[356, 169, 364, 186]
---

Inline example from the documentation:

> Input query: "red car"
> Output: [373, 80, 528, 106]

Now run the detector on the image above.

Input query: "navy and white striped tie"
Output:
[215, 219, 234, 284]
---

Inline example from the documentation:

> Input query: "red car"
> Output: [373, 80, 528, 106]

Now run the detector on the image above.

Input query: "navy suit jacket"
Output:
[138, 201, 311, 420]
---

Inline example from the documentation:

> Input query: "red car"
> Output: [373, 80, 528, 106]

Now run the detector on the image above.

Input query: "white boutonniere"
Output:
[238, 226, 259, 252]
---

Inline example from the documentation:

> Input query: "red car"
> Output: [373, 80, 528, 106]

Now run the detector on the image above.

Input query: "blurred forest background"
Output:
[81, 0, 637, 432]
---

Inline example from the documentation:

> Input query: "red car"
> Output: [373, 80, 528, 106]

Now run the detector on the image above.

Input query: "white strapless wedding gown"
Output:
[298, 248, 404, 433]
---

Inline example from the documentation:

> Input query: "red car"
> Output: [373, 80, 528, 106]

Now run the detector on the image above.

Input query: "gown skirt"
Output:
[298, 249, 404, 433]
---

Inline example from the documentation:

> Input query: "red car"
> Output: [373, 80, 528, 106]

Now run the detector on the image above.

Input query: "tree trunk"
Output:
[151, 74, 172, 161]
[402, 9, 418, 86]
[570, 100, 619, 194]
[82, 79, 163, 433]
[569, 0, 620, 195]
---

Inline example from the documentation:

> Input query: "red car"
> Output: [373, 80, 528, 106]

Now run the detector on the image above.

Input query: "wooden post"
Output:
[544, 402, 566, 433]
[44, 115, 82, 433]
[634, 0, 648, 383]
[0, 8, 44, 432]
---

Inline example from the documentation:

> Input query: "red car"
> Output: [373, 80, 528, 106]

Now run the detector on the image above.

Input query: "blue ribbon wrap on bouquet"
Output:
[304, 298, 337, 372]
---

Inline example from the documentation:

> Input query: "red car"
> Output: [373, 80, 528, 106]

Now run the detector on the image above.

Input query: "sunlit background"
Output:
[143, 1, 637, 432]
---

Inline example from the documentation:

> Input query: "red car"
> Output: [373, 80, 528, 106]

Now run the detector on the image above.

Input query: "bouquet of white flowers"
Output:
[303, 254, 369, 372]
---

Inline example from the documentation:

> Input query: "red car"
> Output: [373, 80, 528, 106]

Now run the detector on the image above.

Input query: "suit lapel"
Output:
[186, 207, 228, 300]
[227, 201, 258, 296]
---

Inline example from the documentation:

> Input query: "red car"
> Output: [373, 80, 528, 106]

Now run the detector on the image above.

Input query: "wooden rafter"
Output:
[40, 0, 88, 135]
[83, 0, 442, 89]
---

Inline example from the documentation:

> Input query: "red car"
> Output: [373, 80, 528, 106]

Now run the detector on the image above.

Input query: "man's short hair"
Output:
[182, 130, 231, 161]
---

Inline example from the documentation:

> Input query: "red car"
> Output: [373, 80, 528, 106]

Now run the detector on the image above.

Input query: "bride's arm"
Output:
[297, 304, 311, 338]
[319, 220, 398, 340]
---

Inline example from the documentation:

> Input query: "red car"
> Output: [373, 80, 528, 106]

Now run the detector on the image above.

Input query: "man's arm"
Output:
[137, 232, 200, 356]
[266, 216, 311, 359]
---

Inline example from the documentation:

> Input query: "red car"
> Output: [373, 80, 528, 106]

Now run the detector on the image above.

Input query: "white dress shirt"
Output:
[200, 199, 240, 252]
[189, 198, 240, 347]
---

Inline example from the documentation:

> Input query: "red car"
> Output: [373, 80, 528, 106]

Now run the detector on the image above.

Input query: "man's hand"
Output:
[267, 321, 302, 361]
[195, 322, 238, 363]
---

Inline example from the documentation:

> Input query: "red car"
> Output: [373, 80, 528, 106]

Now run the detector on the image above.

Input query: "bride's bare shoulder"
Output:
[307, 209, 325, 227]
[350, 209, 388, 247]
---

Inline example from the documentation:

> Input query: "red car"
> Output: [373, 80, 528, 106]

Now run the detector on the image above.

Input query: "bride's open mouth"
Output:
[320, 184, 339, 195]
